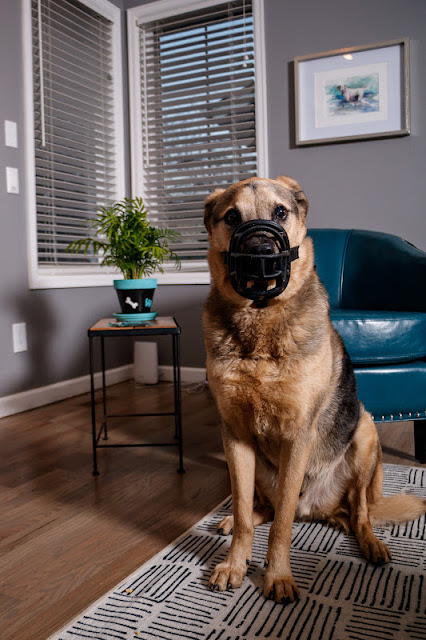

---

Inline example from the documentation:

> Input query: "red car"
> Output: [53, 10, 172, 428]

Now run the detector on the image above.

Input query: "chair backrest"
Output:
[342, 229, 426, 311]
[308, 228, 426, 311]
[306, 229, 351, 308]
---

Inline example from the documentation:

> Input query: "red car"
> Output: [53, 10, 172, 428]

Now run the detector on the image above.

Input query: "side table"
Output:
[88, 317, 184, 475]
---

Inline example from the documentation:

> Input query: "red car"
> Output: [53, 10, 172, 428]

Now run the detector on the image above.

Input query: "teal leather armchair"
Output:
[307, 229, 426, 463]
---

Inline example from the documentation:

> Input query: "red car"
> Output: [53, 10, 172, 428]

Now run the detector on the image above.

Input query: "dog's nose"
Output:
[243, 237, 276, 255]
[250, 242, 274, 255]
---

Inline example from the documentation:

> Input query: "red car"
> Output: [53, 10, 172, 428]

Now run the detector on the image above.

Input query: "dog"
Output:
[202, 175, 426, 605]
[337, 84, 368, 103]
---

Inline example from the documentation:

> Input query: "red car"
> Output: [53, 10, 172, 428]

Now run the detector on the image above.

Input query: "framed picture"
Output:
[294, 39, 410, 146]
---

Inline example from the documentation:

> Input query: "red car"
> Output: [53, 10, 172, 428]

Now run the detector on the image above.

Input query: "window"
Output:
[23, 0, 125, 288]
[128, 0, 267, 284]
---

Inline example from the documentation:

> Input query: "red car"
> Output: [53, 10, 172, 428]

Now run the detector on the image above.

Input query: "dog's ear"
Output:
[204, 188, 225, 233]
[275, 175, 309, 221]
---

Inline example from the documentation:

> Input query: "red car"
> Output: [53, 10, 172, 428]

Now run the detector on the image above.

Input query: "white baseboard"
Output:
[0, 365, 206, 419]
[0, 365, 133, 419]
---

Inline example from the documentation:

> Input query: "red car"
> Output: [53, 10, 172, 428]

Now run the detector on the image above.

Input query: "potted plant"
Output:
[66, 197, 180, 321]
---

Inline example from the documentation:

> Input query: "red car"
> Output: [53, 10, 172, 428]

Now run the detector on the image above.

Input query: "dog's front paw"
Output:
[264, 571, 300, 604]
[210, 560, 247, 591]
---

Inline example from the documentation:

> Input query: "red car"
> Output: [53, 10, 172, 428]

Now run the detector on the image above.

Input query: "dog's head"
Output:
[204, 175, 311, 306]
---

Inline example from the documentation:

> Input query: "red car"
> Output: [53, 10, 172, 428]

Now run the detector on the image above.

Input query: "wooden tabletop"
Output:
[89, 316, 180, 334]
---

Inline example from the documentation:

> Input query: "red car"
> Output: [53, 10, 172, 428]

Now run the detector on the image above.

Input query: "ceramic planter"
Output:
[113, 278, 157, 318]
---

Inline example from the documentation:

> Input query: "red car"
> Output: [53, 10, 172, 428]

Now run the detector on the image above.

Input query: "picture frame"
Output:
[294, 39, 410, 146]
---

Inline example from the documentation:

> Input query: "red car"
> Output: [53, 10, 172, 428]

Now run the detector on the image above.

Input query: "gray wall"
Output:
[0, 0, 425, 398]
[265, 0, 426, 250]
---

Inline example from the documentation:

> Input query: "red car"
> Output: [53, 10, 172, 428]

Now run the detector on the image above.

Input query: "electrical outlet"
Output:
[12, 323, 27, 353]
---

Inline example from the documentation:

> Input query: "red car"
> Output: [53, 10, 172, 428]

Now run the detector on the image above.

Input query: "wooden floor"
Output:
[0, 380, 423, 640]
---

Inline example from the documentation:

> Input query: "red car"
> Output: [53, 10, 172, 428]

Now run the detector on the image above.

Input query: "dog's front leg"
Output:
[210, 422, 255, 592]
[264, 436, 312, 604]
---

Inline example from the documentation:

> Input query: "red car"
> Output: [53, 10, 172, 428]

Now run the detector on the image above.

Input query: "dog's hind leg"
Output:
[327, 507, 351, 534]
[218, 501, 274, 536]
[348, 483, 392, 565]
[347, 410, 392, 565]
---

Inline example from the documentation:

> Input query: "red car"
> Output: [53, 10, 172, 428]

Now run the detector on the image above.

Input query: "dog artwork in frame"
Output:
[294, 39, 410, 145]
[202, 175, 426, 604]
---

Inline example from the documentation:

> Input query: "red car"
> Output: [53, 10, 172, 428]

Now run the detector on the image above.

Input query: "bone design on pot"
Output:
[125, 296, 139, 309]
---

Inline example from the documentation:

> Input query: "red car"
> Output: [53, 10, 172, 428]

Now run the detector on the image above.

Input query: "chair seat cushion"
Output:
[354, 361, 426, 417]
[330, 310, 426, 365]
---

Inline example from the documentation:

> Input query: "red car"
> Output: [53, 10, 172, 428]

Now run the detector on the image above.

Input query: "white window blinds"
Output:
[137, 0, 257, 267]
[31, 0, 121, 268]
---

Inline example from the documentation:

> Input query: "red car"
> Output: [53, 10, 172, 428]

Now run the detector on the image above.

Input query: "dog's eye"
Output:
[274, 205, 288, 221]
[224, 209, 241, 226]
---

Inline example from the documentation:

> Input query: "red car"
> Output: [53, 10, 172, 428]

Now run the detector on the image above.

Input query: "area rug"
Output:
[49, 464, 425, 640]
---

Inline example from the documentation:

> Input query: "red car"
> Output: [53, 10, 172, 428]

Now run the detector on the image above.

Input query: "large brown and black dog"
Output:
[202, 175, 426, 605]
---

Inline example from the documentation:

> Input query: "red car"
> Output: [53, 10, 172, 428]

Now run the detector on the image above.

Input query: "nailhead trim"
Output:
[372, 411, 426, 422]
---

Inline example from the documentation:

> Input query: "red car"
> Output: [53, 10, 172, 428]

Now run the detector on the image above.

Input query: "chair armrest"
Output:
[342, 230, 426, 312]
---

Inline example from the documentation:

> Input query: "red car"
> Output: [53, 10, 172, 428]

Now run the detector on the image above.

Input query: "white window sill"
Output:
[29, 264, 211, 289]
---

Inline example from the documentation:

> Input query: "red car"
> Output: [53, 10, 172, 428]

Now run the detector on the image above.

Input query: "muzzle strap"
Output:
[289, 246, 299, 262]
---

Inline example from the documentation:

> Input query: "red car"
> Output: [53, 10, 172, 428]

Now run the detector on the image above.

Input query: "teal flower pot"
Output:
[113, 278, 157, 314]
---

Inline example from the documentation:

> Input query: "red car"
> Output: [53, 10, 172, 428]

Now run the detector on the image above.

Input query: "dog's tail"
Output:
[370, 493, 426, 526]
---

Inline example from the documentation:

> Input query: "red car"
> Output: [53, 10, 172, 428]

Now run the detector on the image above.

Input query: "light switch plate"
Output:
[5, 120, 18, 148]
[13, 323, 28, 353]
[6, 167, 19, 194]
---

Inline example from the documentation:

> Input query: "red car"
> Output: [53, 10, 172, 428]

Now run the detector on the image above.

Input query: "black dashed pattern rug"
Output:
[49, 464, 426, 640]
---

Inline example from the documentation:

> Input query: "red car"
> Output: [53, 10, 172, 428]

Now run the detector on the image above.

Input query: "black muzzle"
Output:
[222, 220, 299, 307]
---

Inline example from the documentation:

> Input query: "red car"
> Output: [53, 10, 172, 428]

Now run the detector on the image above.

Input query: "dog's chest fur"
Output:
[204, 276, 329, 441]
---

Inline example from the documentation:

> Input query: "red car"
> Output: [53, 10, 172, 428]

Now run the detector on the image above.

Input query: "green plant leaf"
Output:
[64, 197, 181, 278]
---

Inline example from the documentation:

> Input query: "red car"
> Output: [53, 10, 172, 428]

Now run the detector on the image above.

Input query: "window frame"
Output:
[22, 0, 126, 290]
[127, 0, 268, 285]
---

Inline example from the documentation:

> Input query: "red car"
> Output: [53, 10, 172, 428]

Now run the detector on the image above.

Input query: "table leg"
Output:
[89, 335, 100, 476]
[101, 336, 108, 440]
[173, 334, 184, 474]
[172, 335, 178, 440]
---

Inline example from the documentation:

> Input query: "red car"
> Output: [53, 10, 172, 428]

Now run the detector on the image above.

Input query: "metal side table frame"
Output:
[88, 317, 184, 475]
